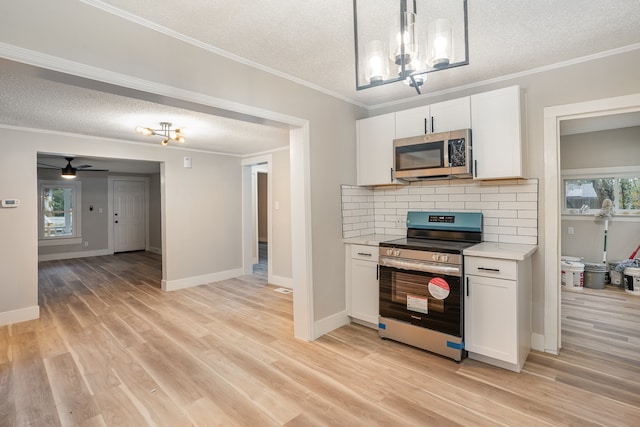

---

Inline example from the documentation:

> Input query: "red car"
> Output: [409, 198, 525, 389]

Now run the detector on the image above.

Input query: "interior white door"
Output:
[113, 179, 146, 253]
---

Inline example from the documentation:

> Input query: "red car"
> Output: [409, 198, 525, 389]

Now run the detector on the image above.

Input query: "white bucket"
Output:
[624, 267, 640, 295]
[561, 261, 572, 287]
[561, 261, 584, 289]
[571, 262, 584, 289]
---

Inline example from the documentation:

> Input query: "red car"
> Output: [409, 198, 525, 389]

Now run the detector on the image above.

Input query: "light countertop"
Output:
[463, 242, 538, 261]
[343, 234, 400, 246]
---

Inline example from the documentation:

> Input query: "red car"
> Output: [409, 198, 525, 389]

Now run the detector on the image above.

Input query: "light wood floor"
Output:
[1, 253, 639, 426]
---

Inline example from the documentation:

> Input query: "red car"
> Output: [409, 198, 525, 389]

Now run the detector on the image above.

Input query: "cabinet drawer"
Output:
[350, 244, 377, 261]
[465, 257, 517, 280]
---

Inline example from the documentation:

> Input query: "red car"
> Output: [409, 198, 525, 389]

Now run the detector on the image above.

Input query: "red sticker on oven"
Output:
[428, 277, 450, 300]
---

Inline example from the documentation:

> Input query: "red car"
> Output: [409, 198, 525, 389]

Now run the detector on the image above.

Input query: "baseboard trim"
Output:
[270, 275, 293, 289]
[0, 305, 40, 327]
[162, 268, 244, 291]
[313, 310, 350, 340]
[38, 249, 113, 262]
[531, 332, 545, 352]
[147, 246, 162, 254]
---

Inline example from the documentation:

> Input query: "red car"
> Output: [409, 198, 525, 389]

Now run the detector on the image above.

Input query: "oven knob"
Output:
[387, 248, 393, 256]
[394, 249, 401, 256]
[441, 255, 449, 262]
[432, 254, 439, 261]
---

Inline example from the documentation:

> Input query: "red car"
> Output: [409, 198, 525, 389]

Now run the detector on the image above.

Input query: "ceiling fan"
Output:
[37, 157, 108, 179]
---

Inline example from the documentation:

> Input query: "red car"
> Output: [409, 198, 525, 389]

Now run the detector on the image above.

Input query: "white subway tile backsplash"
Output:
[435, 201, 465, 210]
[450, 194, 481, 202]
[465, 201, 499, 210]
[482, 209, 518, 219]
[518, 210, 538, 219]
[340, 180, 538, 243]
[436, 186, 465, 194]
[500, 218, 537, 227]
[499, 234, 538, 245]
[517, 192, 538, 202]
[499, 201, 537, 210]
[466, 185, 500, 194]
[480, 193, 516, 202]
[485, 224, 516, 234]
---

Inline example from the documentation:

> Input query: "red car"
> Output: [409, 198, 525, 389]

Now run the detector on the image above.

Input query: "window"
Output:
[39, 180, 82, 244]
[562, 167, 640, 216]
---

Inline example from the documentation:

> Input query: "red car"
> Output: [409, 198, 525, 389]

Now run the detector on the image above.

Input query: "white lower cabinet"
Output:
[346, 244, 379, 327]
[464, 256, 532, 372]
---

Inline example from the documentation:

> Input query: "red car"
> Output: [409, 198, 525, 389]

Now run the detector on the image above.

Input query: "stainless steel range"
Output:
[378, 211, 482, 361]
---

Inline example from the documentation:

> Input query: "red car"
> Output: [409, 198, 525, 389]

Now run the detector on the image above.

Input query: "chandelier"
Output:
[136, 122, 185, 146]
[353, 0, 469, 94]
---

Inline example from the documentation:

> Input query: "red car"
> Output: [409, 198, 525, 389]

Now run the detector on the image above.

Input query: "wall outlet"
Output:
[84, 241, 89, 247]
[568, 226, 575, 235]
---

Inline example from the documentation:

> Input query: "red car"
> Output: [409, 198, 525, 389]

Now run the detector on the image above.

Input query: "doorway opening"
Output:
[543, 93, 640, 354]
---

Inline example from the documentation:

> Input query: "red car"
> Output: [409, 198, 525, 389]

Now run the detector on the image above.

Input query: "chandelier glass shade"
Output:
[353, 0, 468, 94]
[136, 122, 185, 146]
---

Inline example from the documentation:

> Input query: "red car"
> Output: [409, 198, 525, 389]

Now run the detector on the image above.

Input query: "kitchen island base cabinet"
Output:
[464, 256, 532, 372]
[346, 244, 379, 328]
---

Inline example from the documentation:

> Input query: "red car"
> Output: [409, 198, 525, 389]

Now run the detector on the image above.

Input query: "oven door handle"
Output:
[379, 256, 462, 277]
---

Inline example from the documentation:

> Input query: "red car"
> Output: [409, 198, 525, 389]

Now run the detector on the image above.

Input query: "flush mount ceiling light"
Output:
[353, 0, 468, 94]
[136, 122, 185, 146]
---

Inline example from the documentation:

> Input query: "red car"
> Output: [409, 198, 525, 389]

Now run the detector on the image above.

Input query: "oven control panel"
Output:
[380, 247, 461, 265]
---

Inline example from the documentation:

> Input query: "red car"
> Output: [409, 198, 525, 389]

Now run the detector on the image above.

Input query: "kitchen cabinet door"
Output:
[346, 244, 379, 327]
[395, 106, 430, 138]
[429, 97, 471, 133]
[394, 97, 470, 139]
[350, 258, 379, 325]
[471, 85, 525, 179]
[464, 274, 518, 364]
[357, 113, 398, 186]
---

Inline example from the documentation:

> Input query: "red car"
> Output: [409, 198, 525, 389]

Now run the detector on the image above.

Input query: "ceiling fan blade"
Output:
[75, 165, 93, 169]
[77, 169, 109, 172]
[37, 162, 63, 169]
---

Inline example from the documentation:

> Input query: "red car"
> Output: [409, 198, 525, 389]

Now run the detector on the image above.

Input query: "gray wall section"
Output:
[148, 173, 162, 252]
[560, 126, 640, 263]
[272, 148, 292, 279]
[560, 126, 640, 169]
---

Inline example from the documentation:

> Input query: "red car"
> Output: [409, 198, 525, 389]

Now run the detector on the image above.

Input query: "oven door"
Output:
[379, 257, 462, 337]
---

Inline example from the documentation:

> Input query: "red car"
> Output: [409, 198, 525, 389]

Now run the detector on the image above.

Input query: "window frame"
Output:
[561, 166, 640, 218]
[38, 179, 83, 246]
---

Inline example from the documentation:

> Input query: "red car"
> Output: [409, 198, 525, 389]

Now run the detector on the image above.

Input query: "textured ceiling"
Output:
[1, 0, 640, 167]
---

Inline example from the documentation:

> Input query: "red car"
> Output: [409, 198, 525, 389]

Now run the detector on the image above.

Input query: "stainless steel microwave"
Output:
[393, 129, 472, 180]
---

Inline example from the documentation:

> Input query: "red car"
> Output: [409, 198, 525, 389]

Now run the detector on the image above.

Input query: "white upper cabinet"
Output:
[394, 106, 430, 139]
[429, 97, 471, 133]
[357, 113, 398, 186]
[395, 97, 470, 139]
[471, 85, 525, 180]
